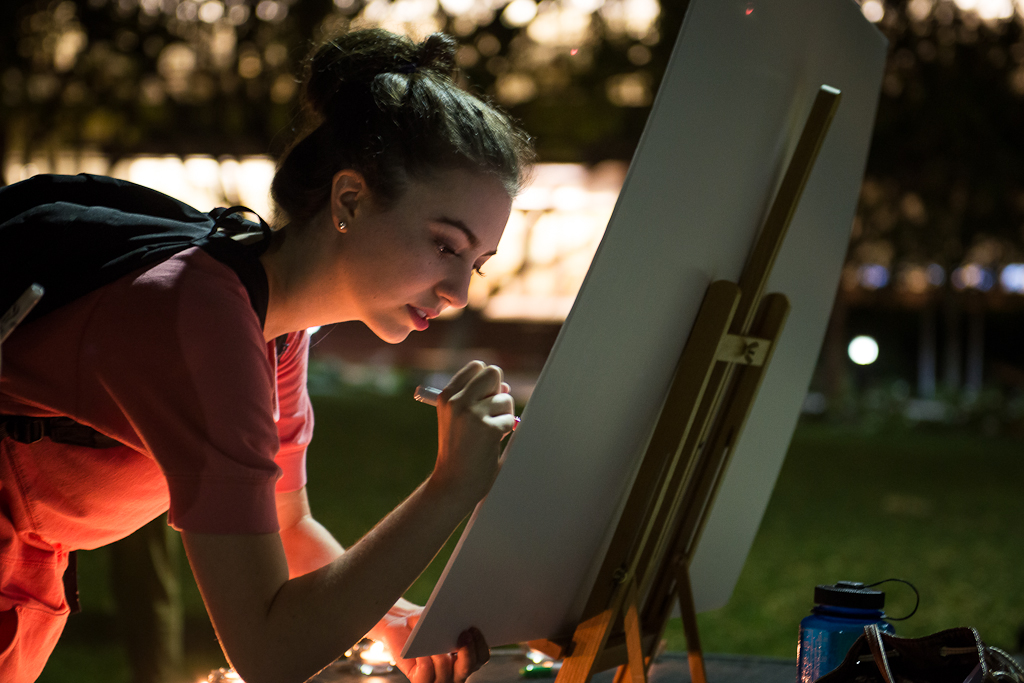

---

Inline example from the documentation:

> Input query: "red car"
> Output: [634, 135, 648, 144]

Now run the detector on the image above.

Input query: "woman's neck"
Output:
[259, 223, 350, 341]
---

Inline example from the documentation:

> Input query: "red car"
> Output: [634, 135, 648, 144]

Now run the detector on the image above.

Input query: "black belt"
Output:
[0, 415, 122, 449]
[1, 415, 123, 614]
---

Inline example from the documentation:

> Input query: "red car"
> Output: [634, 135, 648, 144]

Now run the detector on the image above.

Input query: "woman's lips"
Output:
[408, 305, 430, 331]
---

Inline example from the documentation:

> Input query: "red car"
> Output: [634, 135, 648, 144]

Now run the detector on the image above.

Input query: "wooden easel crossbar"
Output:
[528, 84, 841, 683]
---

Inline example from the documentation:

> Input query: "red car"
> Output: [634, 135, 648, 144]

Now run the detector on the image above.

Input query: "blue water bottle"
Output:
[797, 581, 894, 683]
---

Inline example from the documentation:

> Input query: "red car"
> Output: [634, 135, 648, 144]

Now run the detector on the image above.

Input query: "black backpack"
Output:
[0, 173, 273, 329]
[0, 174, 288, 612]
[0, 173, 285, 451]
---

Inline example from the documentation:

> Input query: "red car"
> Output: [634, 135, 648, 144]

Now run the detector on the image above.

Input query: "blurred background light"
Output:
[999, 263, 1024, 293]
[861, 0, 885, 22]
[502, 0, 538, 27]
[858, 263, 890, 289]
[10, 155, 626, 323]
[951, 263, 994, 291]
[848, 335, 880, 365]
[926, 263, 945, 286]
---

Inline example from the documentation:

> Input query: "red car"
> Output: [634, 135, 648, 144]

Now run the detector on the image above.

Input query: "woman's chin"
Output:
[369, 324, 413, 345]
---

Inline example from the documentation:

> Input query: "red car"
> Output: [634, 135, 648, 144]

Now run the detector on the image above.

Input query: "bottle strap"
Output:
[865, 624, 895, 683]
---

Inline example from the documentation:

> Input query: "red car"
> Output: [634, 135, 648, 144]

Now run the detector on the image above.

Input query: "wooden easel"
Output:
[527, 84, 842, 683]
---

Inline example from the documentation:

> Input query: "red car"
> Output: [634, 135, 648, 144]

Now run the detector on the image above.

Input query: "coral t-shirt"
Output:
[0, 247, 313, 551]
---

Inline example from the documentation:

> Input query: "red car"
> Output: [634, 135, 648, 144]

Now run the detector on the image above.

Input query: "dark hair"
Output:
[271, 29, 534, 227]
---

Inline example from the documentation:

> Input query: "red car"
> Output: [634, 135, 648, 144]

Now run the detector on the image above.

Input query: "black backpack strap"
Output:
[0, 174, 274, 329]
[201, 205, 273, 328]
[208, 206, 273, 246]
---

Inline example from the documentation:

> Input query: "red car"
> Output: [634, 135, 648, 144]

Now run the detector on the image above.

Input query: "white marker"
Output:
[1, 284, 44, 344]
[414, 385, 521, 431]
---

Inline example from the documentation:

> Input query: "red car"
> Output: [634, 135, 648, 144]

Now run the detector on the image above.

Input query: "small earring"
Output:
[337, 220, 348, 234]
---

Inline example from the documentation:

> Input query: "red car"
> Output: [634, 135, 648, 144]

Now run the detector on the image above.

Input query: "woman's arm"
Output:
[276, 487, 345, 579]
[276, 486, 474, 683]
[183, 477, 473, 683]
[183, 361, 513, 683]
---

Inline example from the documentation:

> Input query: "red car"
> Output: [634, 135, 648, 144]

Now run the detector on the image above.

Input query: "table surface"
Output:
[307, 650, 797, 683]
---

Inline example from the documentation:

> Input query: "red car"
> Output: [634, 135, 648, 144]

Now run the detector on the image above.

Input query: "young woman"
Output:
[0, 28, 533, 683]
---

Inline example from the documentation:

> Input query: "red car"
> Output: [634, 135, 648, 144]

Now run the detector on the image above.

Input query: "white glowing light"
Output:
[235, 157, 277, 219]
[861, 0, 885, 22]
[391, 0, 441, 24]
[848, 336, 879, 366]
[621, 0, 660, 37]
[183, 155, 222, 191]
[502, 0, 538, 26]
[439, 0, 474, 15]
[527, 6, 592, 46]
[977, 0, 1014, 18]
[551, 185, 589, 212]
[567, 0, 606, 11]
[198, 0, 225, 22]
[307, 326, 322, 335]
[1000, 264, 1024, 293]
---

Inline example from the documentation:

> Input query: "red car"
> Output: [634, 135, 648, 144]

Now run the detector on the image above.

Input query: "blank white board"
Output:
[404, 0, 886, 657]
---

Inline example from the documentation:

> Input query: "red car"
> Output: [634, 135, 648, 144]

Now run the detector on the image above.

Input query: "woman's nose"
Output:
[437, 266, 472, 309]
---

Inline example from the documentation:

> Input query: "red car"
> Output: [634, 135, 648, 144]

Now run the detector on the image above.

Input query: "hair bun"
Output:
[415, 33, 457, 77]
[304, 29, 419, 119]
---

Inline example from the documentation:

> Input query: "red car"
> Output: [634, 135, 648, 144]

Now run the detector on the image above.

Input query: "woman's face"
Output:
[333, 166, 513, 344]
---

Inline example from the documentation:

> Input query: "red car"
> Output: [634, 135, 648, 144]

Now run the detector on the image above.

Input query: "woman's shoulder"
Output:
[126, 246, 261, 323]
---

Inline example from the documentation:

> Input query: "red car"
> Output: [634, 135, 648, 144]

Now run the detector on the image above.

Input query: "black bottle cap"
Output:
[814, 581, 885, 609]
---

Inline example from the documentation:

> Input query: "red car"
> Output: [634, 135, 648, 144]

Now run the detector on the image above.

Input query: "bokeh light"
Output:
[999, 263, 1024, 293]
[951, 263, 994, 291]
[861, 0, 885, 22]
[848, 336, 880, 365]
[858, 263, 890, 289]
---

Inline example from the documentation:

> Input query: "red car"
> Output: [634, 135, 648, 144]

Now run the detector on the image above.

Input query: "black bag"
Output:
[0, 173, 272, 328]
[0, 173, 283, 449]
[0, 174, 282, 615]
[816, 624, 1024, 683]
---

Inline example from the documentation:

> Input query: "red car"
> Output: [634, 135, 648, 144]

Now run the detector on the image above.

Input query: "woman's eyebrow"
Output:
[435, 216, 498, 257]
[435, 216, 478, 248]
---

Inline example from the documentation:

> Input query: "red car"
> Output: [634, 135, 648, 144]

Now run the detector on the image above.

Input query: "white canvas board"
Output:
[404, 0, 886, 657]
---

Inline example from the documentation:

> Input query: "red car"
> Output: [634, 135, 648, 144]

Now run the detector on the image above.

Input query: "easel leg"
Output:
[674, 560, 707, 683]
[555, 608, 617, 683]
[622, 579, 648, 683]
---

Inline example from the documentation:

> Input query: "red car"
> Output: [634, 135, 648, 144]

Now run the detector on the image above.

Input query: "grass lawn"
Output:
[672, 421, 1024, 658]
[39, 394, 1024, 681]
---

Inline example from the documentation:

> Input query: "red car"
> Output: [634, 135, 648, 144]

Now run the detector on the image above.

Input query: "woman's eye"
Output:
[436, 240, 456, 256]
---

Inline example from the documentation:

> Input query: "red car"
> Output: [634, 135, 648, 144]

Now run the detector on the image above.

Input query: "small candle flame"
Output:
[361, 640, 395, 665]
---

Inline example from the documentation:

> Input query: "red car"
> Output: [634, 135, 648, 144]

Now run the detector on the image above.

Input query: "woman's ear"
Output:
[330, 169, 369, 227]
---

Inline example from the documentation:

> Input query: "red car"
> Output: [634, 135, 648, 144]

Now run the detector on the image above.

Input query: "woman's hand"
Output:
[398, 622, 490, 683]
[375, 603, 490, 683]
[431, 361, 515, 509]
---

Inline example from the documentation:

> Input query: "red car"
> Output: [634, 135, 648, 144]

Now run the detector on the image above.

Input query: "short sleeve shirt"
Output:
[0, 247, 313, 550]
